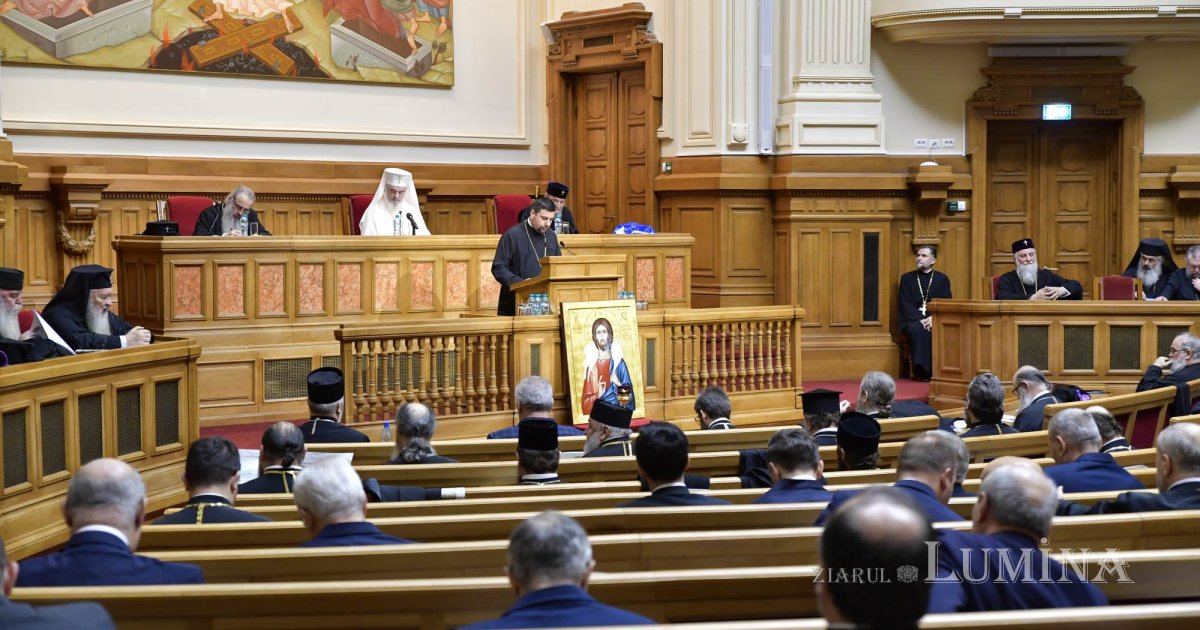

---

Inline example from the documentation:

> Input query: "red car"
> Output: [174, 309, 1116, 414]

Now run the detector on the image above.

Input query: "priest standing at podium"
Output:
[898, 245, 952, 381]
[995, 239, 1082, 300]
[491, 200, 562, 316]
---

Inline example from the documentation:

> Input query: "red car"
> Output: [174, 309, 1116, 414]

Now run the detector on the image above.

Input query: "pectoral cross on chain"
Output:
[919, 304, 927, 317]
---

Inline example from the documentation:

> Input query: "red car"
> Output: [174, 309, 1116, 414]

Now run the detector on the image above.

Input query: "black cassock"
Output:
[41, 308, 136, 351]
[491, 220, 561, 316]
[995, 268, 1082, 300]
[898, 269, 952, 378]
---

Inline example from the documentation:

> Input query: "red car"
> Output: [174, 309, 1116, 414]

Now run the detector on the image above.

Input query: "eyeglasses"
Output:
[1169, 346, 1188, 356]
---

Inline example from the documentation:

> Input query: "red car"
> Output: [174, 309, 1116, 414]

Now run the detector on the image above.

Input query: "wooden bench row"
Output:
[13, 548, 1200, 629]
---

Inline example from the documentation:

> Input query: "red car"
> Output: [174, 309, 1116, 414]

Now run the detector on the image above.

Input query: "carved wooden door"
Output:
[986, 120, 1117, 297]
[572, 68, 649, 234]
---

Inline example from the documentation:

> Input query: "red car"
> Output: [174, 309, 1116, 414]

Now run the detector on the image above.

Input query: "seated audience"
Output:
[153, 437, 270, 525]
[193, 185, 271, 237]
[1011, 365, 1058, 432]
[41, 264, 151, 351]
[389, 403, 458, 464]
[517, 419, 562, 485]
[1125, 237, 1176, 300]
[1136, 332, 1200, 392]
[619, 422, 732, 507]
[299, 367, 368, 443]
[358, 168, 431, 236]
[816, 488, 936, 629]
[753, 428, 831, 504]
[850, 370, 940, 419]
[835, 411, 881, 471]
[800, 388, 841, 446]
[948, 432, 973, 497]
[1059, 422, 1200, 515]
[1088, 405, 1131, 453]
[0, 266, 71, 363]
[958, 373, 1018, 437]
[1044, 408, 1144, 493]
[819, 430, 964, 525]
[17, 458, 203, 586]
[461, 511, 652, 628]
[1, 536, 116, 629]
[693, 386, 735, 430]
[995, 238, 1082, 300]
[581, 400, 634, 458]
[238, 421, 305, 494]
[487, 376, 585, 440]
[929, 460, 1108, 612]
[1162, 244, 1200, 300]
[295, 458, 412, 547]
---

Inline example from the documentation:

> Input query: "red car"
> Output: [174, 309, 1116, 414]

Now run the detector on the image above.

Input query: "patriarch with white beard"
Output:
[358, 168, 431, 236]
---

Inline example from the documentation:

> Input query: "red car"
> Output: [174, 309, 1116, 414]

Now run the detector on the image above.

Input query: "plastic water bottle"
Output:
[238, 214, 249, 236]
[393, 211, 403, 236]
[381, 421, 392, 442]
[553, 212, 563, 234]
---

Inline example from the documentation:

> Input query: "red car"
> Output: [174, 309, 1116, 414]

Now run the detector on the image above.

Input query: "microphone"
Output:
[559, 239, 578, 256]
[407, 212, 419, 235]
[238, 214, 249, 236]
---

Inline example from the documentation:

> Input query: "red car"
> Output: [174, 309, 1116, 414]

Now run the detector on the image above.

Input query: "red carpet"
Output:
[204, 379, 930, 449]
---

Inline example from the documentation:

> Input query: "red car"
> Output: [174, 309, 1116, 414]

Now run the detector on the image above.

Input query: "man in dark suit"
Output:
[898, 244, 953, 380]
[41, 264, 152, 351]
[929, 460, 1108, 613]
[818, 430, 964, 525]
[154, 437, 270, 525]
[17, 458, 203, 587]
[388, 403, 458, 464]
[517, 420, 562, 485]
[1136, 332, 1200, 392]
[299, 367, 368, 444]
[461, 511, 652, 628]
[1, 537, 115, 630]
[948, 432, 973, 497]
[693, 386, 735, 430]
[1058, 422, 1200, 515]
[995, 238, 1083, 300]
[801, 388, 841, 446]
[1011, 365, 1058, 432]
[754, 428, 831, 504]
[618, 422, 732, 507]
[581, 400, 635, 458]
[1162, 244, 1200, 300]
[816, 488, 936, 629]
[487, 376, 585, 440]
[296, 458, 412, 547]
[1088, 406, 1132, 453]
[1043, 409, 1144, 493]
[238, 421, 306, 494]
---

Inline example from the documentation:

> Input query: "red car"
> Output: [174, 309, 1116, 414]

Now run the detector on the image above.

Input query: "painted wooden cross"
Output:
[187, 0, 304, 76]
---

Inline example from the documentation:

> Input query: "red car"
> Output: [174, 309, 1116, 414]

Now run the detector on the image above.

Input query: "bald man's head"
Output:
[974, 461, 1057, 539]
[64, 458, 147, 546]
[818, 487, 935, 628]
[1156, 422, 1200, 492]
[980, 456, 1042, 483]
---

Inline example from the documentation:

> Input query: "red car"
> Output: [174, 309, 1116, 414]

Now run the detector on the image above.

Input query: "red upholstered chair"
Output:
[489, 195, 532, 234]
[989, 275, 1002, 299]
[17, 309, 35, 334]
[166, 196, 215, 236]
[1096, 275, 1140, 300]
[347, 195, 373, 235]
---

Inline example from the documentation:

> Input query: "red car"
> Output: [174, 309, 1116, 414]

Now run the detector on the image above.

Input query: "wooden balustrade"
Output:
[338, 306, 805, 434]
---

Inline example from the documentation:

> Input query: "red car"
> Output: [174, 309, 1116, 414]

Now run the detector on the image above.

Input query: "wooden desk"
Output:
[0, 338, 201, 559]
[928, 300, 1200, 408]
[113, 235, 692, 425]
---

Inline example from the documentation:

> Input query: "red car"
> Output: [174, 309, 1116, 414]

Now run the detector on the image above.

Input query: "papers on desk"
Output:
[34, 312, 74, 355]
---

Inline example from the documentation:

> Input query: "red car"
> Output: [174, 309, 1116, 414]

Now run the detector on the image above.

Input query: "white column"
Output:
[775, 0, 884, 154]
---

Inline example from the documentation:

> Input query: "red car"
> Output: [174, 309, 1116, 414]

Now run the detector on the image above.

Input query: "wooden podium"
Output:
[511, 254, 625, 313]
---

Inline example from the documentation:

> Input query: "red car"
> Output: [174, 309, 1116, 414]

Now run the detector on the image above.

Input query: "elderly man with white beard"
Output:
[1136, 332, 1200, 392]
[41, 265, 151, 351]
[995, 238, 1082, 300]
[1010, 365, 1060, 432]
[1124, 238, 1177, 300]
[192, 186, 271, 237]
[0, 267, 72, 364]
[358, 168, 431, 236]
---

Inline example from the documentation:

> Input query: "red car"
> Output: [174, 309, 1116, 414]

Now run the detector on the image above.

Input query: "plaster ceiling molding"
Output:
[872, 1, 1200, 44]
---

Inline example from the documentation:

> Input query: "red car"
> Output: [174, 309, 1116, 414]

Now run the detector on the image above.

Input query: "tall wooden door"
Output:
[986, 120, 1118, 297]
[572, 68, 651, 234]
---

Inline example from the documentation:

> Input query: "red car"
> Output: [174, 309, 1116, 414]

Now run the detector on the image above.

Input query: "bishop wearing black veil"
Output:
[42, 265, 151, 351]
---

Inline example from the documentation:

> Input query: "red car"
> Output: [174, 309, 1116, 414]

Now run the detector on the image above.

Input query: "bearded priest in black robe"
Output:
[491, 200, 562, 316]
[898, 245, 952, 380]
[995, 238, 1083, 300]
[42, 265, 152, 351]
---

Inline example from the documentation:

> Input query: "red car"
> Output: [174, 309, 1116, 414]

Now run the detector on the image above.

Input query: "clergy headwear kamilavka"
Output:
[546, 181, 569, 199]
[590, 399, 632, 429]
[1011, 239, 1035, 254]
[837, 412, 881, 453]
[384, 168, 409, 187]
[518, 419, 559, 450]
[307, 367, 344, 404]
[800, 388, 842, 416]
[0, 267, 23, 291]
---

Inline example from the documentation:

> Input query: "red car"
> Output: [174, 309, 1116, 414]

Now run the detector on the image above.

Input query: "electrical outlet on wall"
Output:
[929, 138, 942, 149]
[913, 138, 930, 149]
[942, 138, 956, 149]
